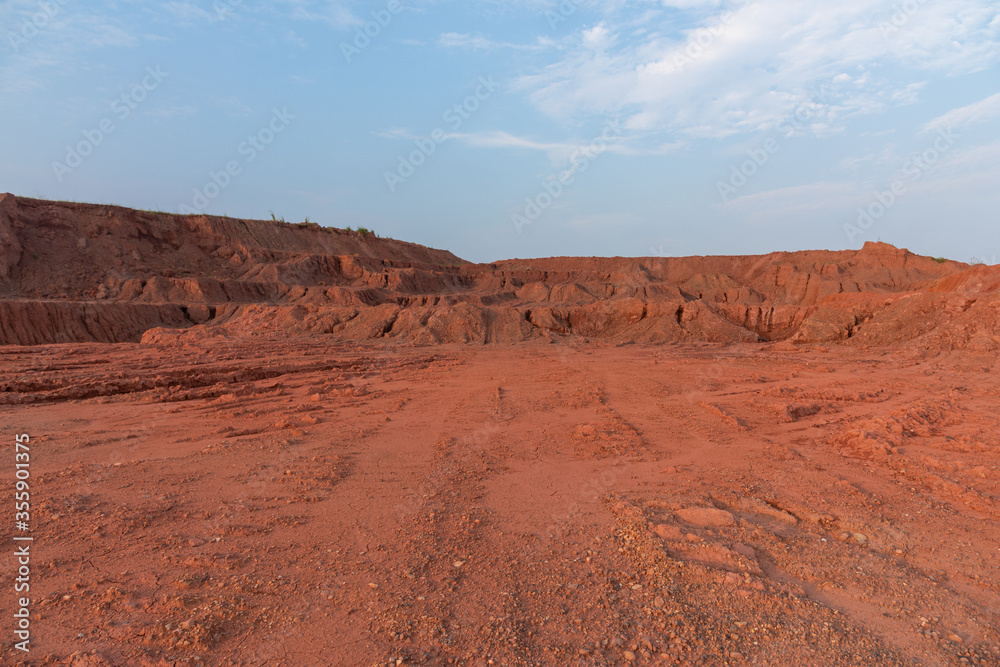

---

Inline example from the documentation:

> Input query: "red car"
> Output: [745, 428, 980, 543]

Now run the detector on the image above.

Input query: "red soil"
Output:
[1, 196, 998, 667]
[2, 195, 999, 350]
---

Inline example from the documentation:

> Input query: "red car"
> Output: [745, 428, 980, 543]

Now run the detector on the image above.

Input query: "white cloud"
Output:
[374, 127, 419, 140]
[838, 143, 901, 173]
[278, 0, 359, 29]
[451, 130, 570, 152]
[284, 29, 308, 49]
[660, 0, 725, 8]
[513, 0, 1000, 139]
[211, 96, 255, 118]
[922, 93, 1000, 133]
[157, 2, 221, 26]
[0, 2, 139, 97]
[447, 129, 683, 162]
[719, 181, 862, 226]
[581, 23, 614, 51]
[376, 128, 597, 164]
[720, 137, 1000, 233]
[437, 32, 553, 50]
[903, 138, 1000, 196]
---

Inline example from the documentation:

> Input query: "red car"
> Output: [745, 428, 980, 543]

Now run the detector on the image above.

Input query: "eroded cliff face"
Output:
[1, 194, 998, 348]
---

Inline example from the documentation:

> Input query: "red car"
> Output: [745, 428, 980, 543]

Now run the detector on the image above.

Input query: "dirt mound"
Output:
[0, 301, 190, 345]
[926, 263, 1000, 293]
[1, 194, 995, 348]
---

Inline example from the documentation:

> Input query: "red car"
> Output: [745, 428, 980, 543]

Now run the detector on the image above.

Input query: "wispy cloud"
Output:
[437, 32, 554, 50]
[210, 95, 255, 118]
[374, 127, 419, 140]
[451, 130, 572, 153]
[155, 2, 223, 26]
[0, 2, 140, 97]
[923, 92, 1000, 133]
[722, 136, 1000, 230]
[719, 181, 861, 226]
[284, 29, 308, 49]
[512, 0, 1000, 140]
[377, 126, 684, 163]
[276, 0, 359, 29]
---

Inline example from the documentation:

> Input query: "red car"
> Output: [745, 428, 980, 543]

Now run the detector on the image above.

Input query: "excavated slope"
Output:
[1, 194, 998, 348]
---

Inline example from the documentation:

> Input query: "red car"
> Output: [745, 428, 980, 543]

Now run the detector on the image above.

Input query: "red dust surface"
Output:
[1, 196, 998, 667]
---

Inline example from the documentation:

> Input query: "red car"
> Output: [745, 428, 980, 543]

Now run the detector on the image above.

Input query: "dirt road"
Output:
[3, 339, 998, 666]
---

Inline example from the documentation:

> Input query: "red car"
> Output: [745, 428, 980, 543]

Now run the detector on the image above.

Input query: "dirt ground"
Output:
[3, 339, 998, 666]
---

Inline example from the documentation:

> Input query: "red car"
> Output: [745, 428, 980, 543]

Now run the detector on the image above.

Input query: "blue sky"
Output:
[1, 0, 998, 263]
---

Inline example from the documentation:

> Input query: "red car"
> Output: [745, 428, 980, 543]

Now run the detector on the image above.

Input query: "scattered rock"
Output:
[653, 524, 684, 541]
[676, 507, 736, 527]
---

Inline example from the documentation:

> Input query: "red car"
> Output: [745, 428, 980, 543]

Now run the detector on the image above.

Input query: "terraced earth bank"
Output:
[1, 196, 998, 667]
[3, 194, 1000, 349]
